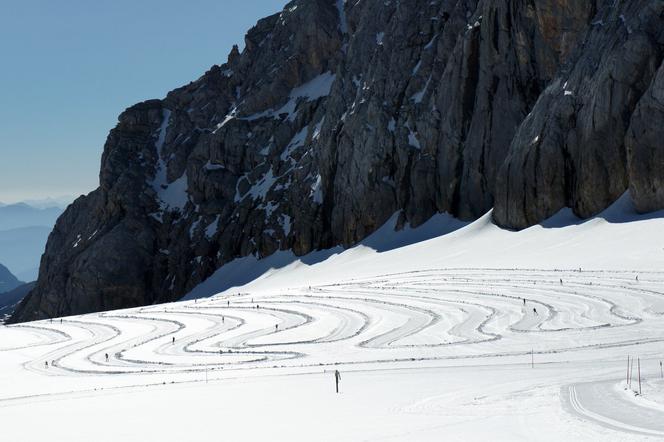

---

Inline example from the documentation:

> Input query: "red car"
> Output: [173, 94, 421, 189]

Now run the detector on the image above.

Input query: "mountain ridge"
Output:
[10, 0, 664, 323]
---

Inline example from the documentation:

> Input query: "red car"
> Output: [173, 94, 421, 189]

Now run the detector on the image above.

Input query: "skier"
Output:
[334, 369, 341, 393]
[275, 324, 279, 331]
[172, 336, 175, 344]
[45, 361, 48, 369]
[636, 275, 639, 282]
[522, 298, 526, 306]
[560, 278, 563, 285]
[533, 308, 538, 315]
[227, 300, 230, 307]
[222, 316, 225, 323]
[105, 353, 109, 362]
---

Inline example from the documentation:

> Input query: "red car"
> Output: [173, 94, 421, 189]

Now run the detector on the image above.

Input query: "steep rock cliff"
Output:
[11, 0, 664, 322]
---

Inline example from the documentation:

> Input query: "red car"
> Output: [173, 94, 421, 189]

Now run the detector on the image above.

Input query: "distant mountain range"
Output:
[0, 203, 63, 231]
[0, 201, 66, 281]
[0, 263, 21, 293]
[0, 226, 53, 281]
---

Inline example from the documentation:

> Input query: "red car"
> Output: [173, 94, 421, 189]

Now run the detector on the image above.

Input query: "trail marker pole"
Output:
[531, 349, 534, 368]
[626, 355, 630, 386]
[660, 361, 663, 379]
[638, 358, 642, 396]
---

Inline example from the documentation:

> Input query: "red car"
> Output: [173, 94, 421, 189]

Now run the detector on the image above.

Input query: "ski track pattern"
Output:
[3, 268, 662, 376]
[4, 268, 664, 435]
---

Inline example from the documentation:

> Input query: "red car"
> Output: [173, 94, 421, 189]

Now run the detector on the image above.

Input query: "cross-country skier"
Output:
[172, 336, 175, 344]
[533, 308, 538, 315]
[523, 298, 526, 306]
[335, 370, 341, 393]
[105, 353, 109, 362]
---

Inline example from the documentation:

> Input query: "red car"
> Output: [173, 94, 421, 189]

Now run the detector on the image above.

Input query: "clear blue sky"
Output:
[0, 0, 285, 203]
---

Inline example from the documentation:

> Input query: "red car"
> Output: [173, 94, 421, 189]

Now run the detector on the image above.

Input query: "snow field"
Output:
[1, 267, 664, 440]
[2, 195, 664, 440]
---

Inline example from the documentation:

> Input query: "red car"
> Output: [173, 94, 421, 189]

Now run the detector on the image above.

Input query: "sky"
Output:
[0, 0, 285, 204]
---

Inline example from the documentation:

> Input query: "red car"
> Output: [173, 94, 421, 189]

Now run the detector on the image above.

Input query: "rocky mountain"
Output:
[10, 0, 664, 323]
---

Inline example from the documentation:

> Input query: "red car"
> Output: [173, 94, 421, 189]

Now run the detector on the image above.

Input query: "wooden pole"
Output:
[626, 355, 630, 386]
[638, 358, 642, 395]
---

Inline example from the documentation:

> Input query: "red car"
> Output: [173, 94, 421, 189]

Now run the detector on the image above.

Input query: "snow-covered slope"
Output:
[1, 194, 664, 441]
[187, 192, 664, 299]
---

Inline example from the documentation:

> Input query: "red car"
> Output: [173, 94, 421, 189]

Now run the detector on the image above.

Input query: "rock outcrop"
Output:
[494, 0, 664, 228]
[10, 0, 664, 322]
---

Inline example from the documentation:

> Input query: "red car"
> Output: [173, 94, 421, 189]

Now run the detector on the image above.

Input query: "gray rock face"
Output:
[10, 0, 664, 322]
[494, 0, 664, 228]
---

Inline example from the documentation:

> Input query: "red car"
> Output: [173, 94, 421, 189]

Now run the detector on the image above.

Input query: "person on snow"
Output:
[105, 353, 109, 362]
[334, 369, 341, 393]
[560, 278, 563, 285]
[172, 336, 175, 344]
[275, 324, 279, 331]
[45, 361, 48, 368]
[533, 308, 538, 315]
[522, 298, 526, 306]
